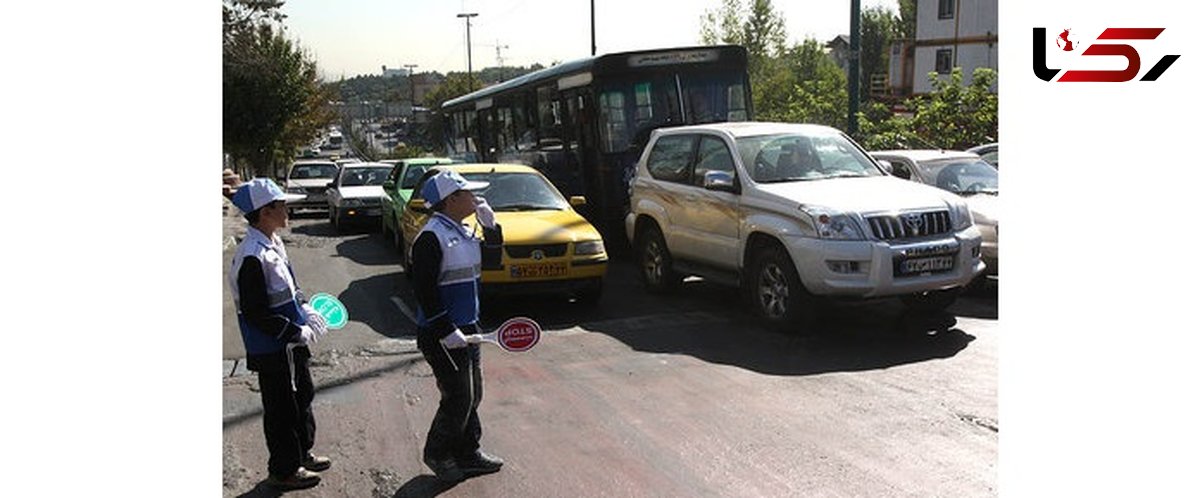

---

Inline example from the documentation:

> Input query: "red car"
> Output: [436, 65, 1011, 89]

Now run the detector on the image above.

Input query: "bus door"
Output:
[561, 88, 598, 217]
[476, 108, 497, 162]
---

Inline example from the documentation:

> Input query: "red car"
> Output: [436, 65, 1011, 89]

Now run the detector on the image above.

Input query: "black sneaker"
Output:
[266, 468, 321, 490]
[457, 450, 503, 476]
[423, 456, 465, 482]
[302, 453, 332, 472]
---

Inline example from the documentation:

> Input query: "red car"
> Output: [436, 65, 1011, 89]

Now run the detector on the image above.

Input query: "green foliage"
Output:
[223, 0, 333, 178]
[857, 68, 998, 151]
[897, 0, 917, 40]
[759, 39, 848, 129]
[860, 6, 896, 101]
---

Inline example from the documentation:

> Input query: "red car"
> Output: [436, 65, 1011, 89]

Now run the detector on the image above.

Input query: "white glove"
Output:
[302, 303, 328, 336]
[440, 328, 470, 349]
[474, 198, 496, 228]
[297, 324, 317, 345]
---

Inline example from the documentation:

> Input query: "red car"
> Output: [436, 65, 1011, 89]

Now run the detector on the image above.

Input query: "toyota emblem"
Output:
[903, 213, 924, 231]
[531, 249, 544, 261]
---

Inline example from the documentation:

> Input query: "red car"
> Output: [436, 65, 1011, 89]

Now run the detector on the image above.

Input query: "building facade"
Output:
[889, 0, 997, 96]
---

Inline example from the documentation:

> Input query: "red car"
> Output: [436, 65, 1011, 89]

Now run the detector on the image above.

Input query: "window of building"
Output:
[938, 0, 955, 20]
[935, 49, 953, 74]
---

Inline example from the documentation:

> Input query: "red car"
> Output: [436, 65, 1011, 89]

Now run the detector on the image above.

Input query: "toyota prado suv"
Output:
[625, 122, 985, 330]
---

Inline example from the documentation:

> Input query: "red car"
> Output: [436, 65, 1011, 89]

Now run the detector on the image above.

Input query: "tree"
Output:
[699, 0, 791, 120]
[774, 39, 848, 129]
[896, 0, 917, 40]
[857, 67, 998, 150]
[860, 6, 896, 102]
[223, 0, 333, 178]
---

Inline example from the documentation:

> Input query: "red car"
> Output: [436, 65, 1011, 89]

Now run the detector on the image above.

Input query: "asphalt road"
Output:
[222, 211, 998, 497]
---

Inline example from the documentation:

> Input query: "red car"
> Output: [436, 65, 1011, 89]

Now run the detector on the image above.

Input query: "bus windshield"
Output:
[597, 70, 748, 153]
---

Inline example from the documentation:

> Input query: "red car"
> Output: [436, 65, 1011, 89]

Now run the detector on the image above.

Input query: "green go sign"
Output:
[309, 293, 348, 329]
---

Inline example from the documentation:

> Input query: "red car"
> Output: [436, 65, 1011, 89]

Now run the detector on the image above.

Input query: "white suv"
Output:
[625, 122, 985, 330]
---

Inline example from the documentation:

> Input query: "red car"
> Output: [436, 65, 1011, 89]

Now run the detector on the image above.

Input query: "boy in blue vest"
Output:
[410, 170, 505, 482]
[229, 179, 332, 491]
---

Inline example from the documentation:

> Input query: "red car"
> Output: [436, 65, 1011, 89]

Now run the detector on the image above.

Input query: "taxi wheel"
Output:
[636, 226, 680, 293]
[750, 246, 816, 332]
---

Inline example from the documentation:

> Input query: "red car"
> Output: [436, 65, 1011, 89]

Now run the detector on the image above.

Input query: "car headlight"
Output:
[575, 240, 606, 256]
[950, 201, 974, 230]
[343, 198, 363, 207]
[800, 206, 865, 240]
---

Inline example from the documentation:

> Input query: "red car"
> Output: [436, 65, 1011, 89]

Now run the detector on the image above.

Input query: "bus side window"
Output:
[599, 91, 629, 153]
[537, 85, 562, 149]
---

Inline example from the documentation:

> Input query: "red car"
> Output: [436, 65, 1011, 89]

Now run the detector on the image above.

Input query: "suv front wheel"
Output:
[637, 225, 681, 293]
[750, 246, 816, 332]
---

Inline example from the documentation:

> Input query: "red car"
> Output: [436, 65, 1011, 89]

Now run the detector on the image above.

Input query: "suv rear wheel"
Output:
[750, 246, 816, 332]
[637, 225, 681, 293]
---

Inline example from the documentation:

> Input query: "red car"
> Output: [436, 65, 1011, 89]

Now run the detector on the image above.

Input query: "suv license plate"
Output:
[897, 256, 955, 275]
[510, 263, 568, 279]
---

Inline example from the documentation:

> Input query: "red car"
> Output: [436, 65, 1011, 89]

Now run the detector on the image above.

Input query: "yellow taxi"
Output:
[399, 164, 608, 303]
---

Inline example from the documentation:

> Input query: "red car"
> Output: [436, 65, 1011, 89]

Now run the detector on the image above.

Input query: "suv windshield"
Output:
[737, 132, 883, 183]
[917, 158, 998, 195]
[290, 163, 338, 179]
[340, 167, 392, 187]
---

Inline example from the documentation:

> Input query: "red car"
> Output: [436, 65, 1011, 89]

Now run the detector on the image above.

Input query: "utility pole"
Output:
[849, 0, 861, 135]
[590, 0, 596, 56]
[404, 64, 418, 112]
[457, 12, 478, 92]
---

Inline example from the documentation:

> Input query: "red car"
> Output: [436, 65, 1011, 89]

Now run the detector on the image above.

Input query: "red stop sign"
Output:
[497, 317, 540, 352]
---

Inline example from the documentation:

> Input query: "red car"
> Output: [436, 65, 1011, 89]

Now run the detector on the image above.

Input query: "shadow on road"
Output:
[392, 475, 457, 497]
[333, 232, 402, 267]
[234, 481, 283, 498]
[339, 272, 412, 338]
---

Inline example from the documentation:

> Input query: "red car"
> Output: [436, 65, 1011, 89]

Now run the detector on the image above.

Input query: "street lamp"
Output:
[404, 63, 418, 113]
[457, 12, 478, 92]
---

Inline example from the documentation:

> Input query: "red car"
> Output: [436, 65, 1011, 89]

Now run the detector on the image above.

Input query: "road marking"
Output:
[390, 296, 417, 324]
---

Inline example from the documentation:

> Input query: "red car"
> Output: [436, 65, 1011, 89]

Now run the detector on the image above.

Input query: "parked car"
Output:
[326, 162, 393, 232]
[870, 149, 998, 280]
[400, 164, 608, 303]
[626, 122, 984, 331]
[283, 160, 339, 214]
[966, 143, 999, 168]
[380, 157, 458, 249]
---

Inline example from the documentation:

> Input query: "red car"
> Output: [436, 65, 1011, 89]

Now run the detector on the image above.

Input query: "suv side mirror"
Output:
[569, 196, 587, 207]
[382, 180, 395, 190]
[703, 171, 738, 193]
[326, 181, 335, 189]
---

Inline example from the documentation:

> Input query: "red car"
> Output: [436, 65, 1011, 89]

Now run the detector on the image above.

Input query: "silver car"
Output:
[284, 160, 339, 213]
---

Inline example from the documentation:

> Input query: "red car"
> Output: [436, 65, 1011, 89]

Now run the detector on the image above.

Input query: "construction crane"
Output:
[481, 40, 510, 67]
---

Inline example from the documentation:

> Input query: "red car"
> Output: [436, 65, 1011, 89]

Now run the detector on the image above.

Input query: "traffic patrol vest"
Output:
[415, 212, 482, 328]
[229, 227, 309, 356]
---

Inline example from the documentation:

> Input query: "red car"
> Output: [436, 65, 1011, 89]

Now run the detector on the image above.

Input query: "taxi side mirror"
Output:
[569, 196, 587, 207]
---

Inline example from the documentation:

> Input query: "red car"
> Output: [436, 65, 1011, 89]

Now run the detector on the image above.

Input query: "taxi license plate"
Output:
[510, 263, 568, 279]
[896, 256, 955, 276]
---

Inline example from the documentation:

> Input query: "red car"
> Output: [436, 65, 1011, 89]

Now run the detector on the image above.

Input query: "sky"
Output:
[280, 0, 898, 79]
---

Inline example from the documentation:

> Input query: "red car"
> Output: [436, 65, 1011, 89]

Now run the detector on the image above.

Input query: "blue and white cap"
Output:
[231, 178, 304, 214]
[421, 170, 489, 207]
